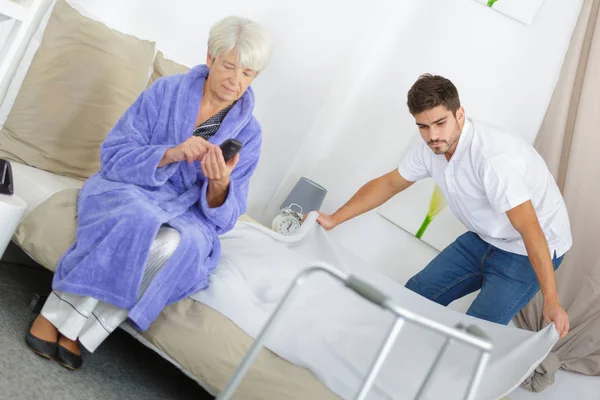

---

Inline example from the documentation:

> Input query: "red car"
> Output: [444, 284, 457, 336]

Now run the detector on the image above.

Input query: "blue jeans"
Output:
[405, 232, 563, 325]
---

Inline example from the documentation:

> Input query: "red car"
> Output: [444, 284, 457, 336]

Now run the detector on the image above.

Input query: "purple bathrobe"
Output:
[52, 65, 262, 331]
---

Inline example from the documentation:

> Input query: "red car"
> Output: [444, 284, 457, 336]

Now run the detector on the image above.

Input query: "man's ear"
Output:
[456, 106, 465, 123]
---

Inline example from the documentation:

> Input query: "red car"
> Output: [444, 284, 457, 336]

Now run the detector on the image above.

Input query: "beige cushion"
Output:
[13, 188, 79, 272]
[0, 0, 155, 180]
[147, 50, 190, 87]
[238, 213, 260, 224]
[142, 299, 338, 399]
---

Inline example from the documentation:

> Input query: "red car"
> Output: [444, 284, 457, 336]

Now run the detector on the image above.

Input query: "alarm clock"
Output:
[272, 204, 304, 235]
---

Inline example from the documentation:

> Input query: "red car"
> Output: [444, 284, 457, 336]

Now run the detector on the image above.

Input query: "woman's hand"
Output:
[159, 137, 213, 167]
[201, 144, 240, 186]
[203, 145, 240, 208]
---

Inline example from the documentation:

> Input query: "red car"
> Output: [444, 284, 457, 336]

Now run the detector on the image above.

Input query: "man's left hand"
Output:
[543, 300, 570, 338]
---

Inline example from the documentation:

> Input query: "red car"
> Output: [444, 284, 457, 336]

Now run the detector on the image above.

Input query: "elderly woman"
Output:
[25, 16, 272, 370]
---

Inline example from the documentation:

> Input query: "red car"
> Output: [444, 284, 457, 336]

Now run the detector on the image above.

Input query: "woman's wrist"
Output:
[159, 148, 179, 168]
[210, 176, 230, 190]
[207, 178, 230, 208]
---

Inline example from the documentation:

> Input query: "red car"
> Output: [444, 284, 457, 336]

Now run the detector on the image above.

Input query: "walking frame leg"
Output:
[354, 317, 405, 400]
[464, 350, 490, 400]
[216, 273, 306, 400]
[414, 337, 452, 400]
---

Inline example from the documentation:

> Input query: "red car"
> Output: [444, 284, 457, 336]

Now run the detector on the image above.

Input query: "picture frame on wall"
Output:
[377, 177, 467, 252]
[474, 0, 546, 25]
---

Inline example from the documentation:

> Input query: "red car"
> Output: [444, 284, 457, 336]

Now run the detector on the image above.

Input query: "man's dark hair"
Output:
[407, 74, 461, 116]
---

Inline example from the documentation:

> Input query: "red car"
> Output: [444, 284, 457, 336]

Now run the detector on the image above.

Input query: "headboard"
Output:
[0, 0, 52, 107]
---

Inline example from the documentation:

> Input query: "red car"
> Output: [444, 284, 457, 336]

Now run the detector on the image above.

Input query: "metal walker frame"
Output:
[217, 264, 493, 400]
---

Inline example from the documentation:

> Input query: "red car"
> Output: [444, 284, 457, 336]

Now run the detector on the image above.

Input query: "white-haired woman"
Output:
[26, 16, 272, 370]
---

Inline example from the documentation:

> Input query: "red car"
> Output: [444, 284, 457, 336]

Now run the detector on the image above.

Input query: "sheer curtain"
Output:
[514, 0, 600, 391]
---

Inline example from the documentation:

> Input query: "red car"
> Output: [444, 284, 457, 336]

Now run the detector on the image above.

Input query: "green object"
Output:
[487, 0, 498, 7]
[416, 185, 447, 239]
[416, 216, 432, 239]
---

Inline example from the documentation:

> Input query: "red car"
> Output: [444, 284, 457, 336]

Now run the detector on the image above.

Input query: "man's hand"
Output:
[316, 212, 339, 231]
[544, 300, 570, 338]
[159, 137, 213, 167]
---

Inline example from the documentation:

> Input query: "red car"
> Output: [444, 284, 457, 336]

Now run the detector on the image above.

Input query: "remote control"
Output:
[220, 139, 243, 162]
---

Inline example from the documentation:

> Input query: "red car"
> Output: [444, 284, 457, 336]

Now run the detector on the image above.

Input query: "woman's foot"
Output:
[25, 314, 59, 359]
[29, 314, 58, 342]
[56, 335, 83, 370]
[58, 335, 80, 355]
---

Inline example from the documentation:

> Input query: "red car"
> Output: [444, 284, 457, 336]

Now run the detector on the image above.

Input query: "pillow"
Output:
[147, 50, 190, 88]
[13, 188, 79, 273]
[0, 0, 155, 180]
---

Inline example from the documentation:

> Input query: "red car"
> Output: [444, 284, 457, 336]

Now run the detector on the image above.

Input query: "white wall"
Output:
[270, 0, 583, 217]
[0, 18, 16, 45]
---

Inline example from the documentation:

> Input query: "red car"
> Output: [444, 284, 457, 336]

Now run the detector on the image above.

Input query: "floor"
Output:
[0, 260, 215, 400]
[508, 370, 600, 400]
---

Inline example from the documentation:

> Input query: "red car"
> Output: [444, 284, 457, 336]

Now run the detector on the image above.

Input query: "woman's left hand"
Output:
[200, 144, 240, 186]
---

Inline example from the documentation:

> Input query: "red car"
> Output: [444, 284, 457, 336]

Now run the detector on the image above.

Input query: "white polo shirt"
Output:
[398, 118, 572, 257]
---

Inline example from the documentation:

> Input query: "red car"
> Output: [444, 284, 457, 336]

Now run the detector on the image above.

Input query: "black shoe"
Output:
[25, 331, 57, 360]
[55, 344, 83, 370]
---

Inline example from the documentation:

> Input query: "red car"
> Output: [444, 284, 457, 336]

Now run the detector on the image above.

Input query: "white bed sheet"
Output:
[10, 161, 83, 217]
[191, 212, 560, 400]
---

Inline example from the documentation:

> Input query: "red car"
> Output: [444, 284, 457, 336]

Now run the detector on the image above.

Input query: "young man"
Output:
[317, 74, 571, 338]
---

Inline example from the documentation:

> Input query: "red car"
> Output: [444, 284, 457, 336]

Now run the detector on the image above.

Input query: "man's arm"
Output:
[317, 170, 414, 230]
[506, 200, 569, 338]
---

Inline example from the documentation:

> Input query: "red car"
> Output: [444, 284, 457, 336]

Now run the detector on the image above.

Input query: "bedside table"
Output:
[0, 193, 27, 258]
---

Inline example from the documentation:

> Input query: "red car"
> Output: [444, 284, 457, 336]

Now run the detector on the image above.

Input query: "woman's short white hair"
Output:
[208, 16, 272, 73]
